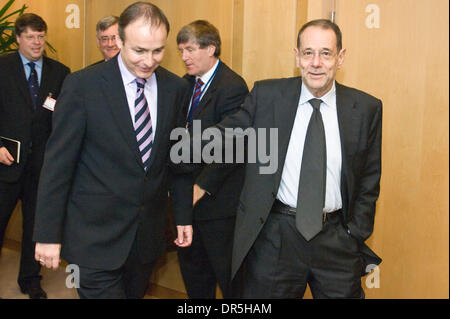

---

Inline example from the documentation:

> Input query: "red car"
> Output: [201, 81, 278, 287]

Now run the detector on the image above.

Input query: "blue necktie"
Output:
[27, 62, 39, 109]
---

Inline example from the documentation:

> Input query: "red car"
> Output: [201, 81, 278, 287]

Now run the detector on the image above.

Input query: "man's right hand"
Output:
[35, 243, 62, 270]
[0, 147, 14, 166]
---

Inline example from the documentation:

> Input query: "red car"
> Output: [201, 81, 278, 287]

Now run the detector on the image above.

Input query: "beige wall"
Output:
[4, 0, 448, 298]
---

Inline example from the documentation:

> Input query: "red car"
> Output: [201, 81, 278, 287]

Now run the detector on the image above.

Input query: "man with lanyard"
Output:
[176, 20, 249, 298]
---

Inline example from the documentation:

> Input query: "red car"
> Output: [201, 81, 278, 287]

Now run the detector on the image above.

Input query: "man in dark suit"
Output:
[32, 2, 192, 299]
[181, 19, 382, 298]
[0, 13, 70, 299]
[91, 15, 120, 66]
[176, 20, 248, 298]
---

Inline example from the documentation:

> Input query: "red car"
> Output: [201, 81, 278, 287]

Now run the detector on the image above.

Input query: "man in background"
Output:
[93, 15, 120, 64]
[0, 13, 70, 299]
[176, 20, 248, 299]
[33, 2, 192, 299]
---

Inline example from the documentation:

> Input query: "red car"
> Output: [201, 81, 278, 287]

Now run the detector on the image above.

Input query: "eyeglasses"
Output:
[99, 35, 118, 44]
[300, 49, 336, 61]
[22, 34, 46, 42]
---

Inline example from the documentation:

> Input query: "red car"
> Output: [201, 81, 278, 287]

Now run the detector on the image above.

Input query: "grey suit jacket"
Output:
[214, 77, 383, 279]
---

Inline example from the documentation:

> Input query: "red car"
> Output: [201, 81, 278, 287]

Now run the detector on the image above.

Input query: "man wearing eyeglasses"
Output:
[179, 19, 383, 298]
[93, 15, 120, 64]
[0, 13, 70, 299]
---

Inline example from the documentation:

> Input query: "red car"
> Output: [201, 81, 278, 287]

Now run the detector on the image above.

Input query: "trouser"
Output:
[0, 159, 42, 289]
[240, 209, 364, 299]
[177, 216, 235, 299]
[76, 237, 156, 299]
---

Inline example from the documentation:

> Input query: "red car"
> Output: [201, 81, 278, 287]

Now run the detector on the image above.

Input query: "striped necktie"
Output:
[134, 78, 153, 170]
[187, 78, 204, 122]
[27, 62, 39, 109]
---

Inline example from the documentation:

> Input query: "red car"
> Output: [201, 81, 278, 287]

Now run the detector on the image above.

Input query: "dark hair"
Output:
[96, 15, 119, 35]
[297, 19, 342, 52]
[118, 2, 170, 42]
[14, 13, 47, 37]
[176, 20, 221, 57]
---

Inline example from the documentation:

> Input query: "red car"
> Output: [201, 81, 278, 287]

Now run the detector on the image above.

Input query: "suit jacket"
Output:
[0, 52, 70, 182]
[219, 77, 382, 279]
[32, 56, 191, 270]
[183, 61, 249, 221]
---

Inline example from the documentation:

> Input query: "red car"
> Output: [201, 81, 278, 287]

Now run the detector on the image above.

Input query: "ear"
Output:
[294, 47, 300, 68]
[207, 45, 216, 57]
[337, 48, 346, 69]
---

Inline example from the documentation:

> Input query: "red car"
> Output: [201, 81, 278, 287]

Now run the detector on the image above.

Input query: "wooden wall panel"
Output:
[307, 0, 449, 298]
[238, 0, 298, 88]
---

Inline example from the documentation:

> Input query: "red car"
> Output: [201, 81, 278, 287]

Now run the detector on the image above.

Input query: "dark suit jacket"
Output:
[0, 52, 70, 182]
[32, 56, 191, 270]
[183, 61, 249, 221]
[217, 77, 382, 279]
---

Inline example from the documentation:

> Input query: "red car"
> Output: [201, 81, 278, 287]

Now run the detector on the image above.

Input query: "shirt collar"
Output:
[299, 80, 336, 109]
[196, 59, 219, 84]
[19, 51, 43, 70]
[118, 52, 155, 86]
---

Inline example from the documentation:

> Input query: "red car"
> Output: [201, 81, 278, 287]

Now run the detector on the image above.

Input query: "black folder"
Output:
[0, 136, 21, 163]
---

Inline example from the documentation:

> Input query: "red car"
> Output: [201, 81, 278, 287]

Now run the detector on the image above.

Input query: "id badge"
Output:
[42, 94, 56, 111]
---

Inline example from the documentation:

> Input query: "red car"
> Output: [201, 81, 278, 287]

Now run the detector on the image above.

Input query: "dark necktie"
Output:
[296, 98, 327, 241]
[134, 78, 153, 170]
[187, 78, 204, 122]
[27, 62, 39, 109]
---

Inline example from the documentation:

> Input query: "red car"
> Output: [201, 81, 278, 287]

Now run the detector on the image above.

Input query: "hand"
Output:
[35, 243, 61, 270]
[193, 184, 206, 206]
[174, 225, 193, 248]
[0, 147, 14, 166]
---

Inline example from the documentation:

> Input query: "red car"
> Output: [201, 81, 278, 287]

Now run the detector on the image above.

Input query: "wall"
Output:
[3, 0, 448, 298]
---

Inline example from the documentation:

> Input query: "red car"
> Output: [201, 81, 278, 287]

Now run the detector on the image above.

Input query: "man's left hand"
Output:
[174, 225, 193, 247]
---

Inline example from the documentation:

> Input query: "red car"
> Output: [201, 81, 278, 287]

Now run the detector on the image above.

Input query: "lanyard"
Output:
[194, 59, 221, 101]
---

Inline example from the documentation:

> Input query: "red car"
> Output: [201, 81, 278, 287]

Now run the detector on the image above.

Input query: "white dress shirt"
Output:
[118, 53, 157, 135]
[277, 81, 342, 213]
[186, 59, 220, 117]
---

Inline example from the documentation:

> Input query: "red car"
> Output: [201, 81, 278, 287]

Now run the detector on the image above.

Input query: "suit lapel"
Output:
[38, 56, 52, 107]
[101, 58, 145, 170]
[12, 52, 34, 109]
[273, 77, 302, 191]
[145, 67, 169, 172]
[336, 82, 359, 213]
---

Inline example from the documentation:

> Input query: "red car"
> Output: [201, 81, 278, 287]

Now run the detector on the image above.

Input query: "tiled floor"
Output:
[0, 239, 188, 299]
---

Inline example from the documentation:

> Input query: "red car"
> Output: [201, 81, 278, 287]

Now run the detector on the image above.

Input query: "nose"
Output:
[311, 53, 321, 67]
[107, 38, 116, 46]
[180, 50, 190, 63]
[143, 52, 156, 68]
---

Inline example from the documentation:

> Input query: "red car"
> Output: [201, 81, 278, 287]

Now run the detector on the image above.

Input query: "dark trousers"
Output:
[240, 211, 364, 299]
[0, 160, 41, 289]
[177, 216, 235, 299]
[77, 237, 156, 299]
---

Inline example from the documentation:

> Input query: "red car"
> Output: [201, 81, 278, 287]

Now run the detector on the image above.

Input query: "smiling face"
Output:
[97, 23, 120, 60]
[118, 18, 167, 79]
[295, 25, 346, 97]
[16, 27, 46, 61]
